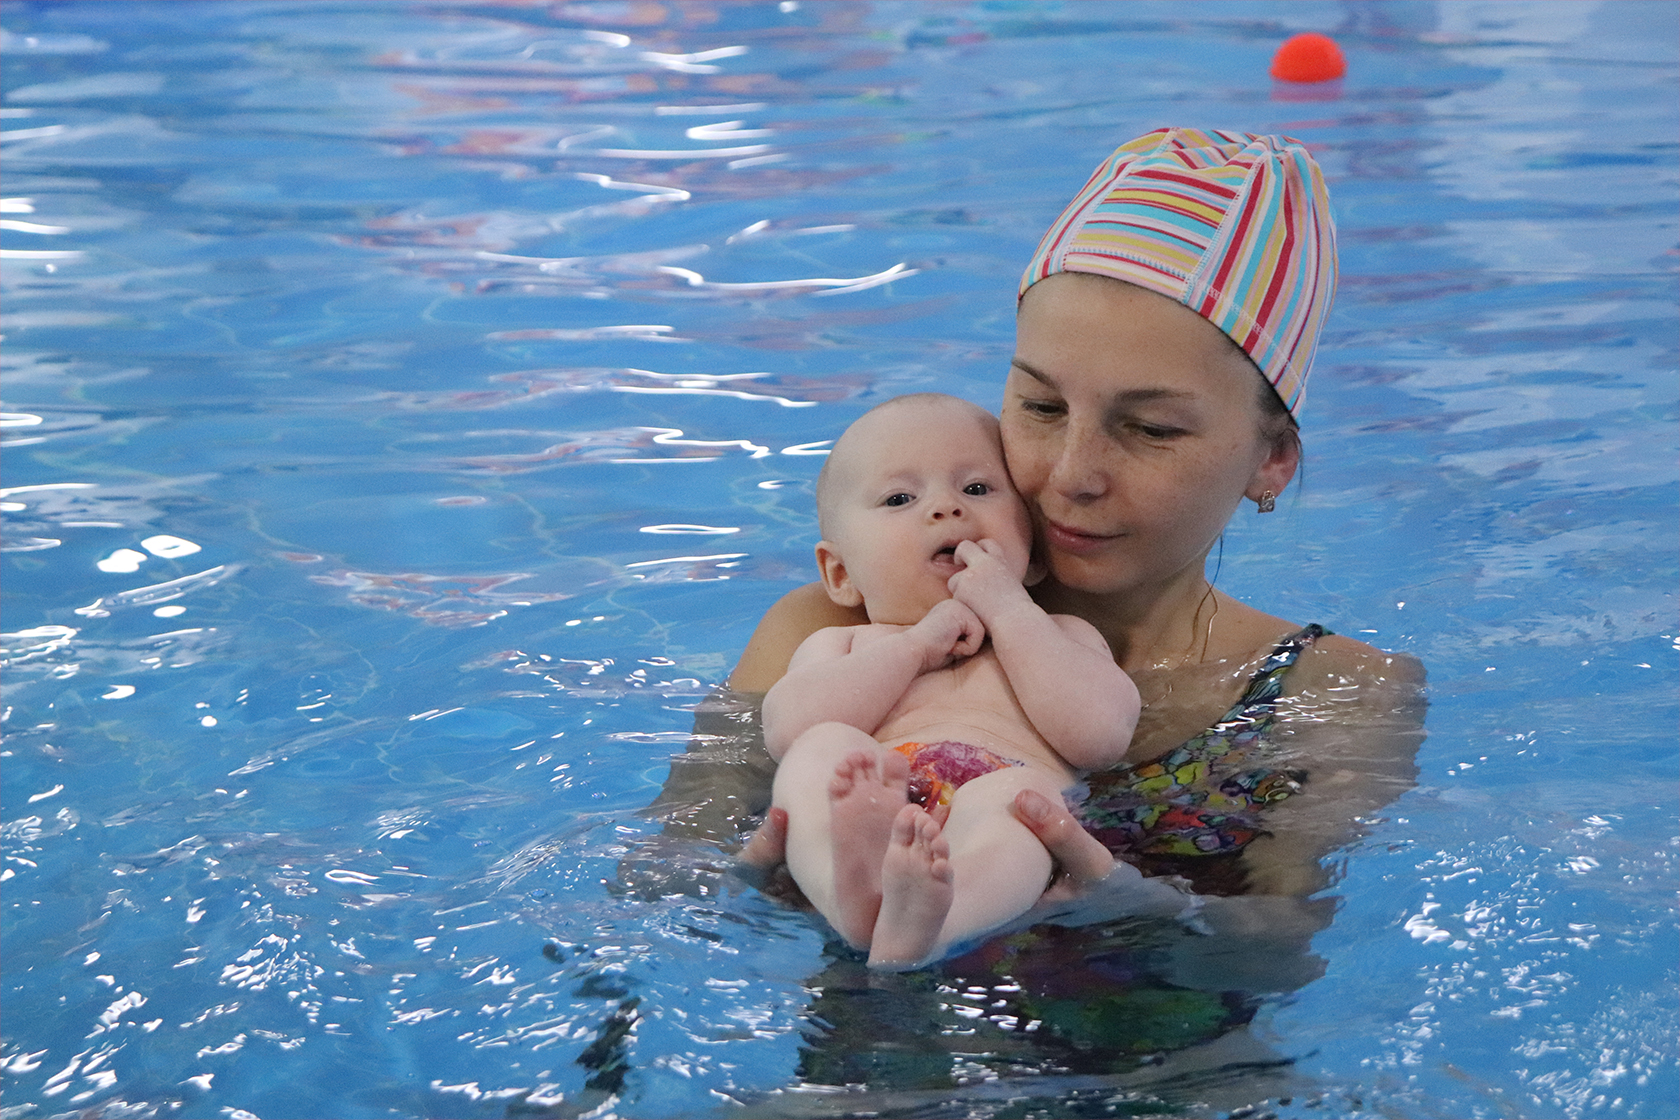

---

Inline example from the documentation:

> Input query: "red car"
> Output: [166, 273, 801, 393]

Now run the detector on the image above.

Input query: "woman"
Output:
[732, 128, 1425, 902]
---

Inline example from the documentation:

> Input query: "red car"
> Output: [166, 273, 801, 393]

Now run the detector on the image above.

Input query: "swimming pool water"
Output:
[3, 2, 1675, 1117]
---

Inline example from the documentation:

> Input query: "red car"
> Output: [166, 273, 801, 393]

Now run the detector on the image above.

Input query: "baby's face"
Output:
[823, 401, 1033, 625]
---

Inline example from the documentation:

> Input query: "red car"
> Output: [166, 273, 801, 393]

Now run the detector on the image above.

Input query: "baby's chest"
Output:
[902, 649, 1022, 717]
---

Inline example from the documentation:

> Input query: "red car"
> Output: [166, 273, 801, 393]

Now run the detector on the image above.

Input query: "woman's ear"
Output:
[814, 541, 863, 607]
[1245, 427, 1301, 507]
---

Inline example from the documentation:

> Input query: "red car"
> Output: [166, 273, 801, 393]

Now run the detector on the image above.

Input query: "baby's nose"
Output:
[930, 502, 964, 520]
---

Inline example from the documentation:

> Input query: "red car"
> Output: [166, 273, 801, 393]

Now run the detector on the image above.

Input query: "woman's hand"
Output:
[1009, 788, 1117, 900]
[733, 807, 807, 904]
[737, 806, 788, 871]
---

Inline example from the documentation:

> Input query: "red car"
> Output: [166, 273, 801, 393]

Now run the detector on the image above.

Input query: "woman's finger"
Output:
[737, 806, 788, 869]
[1012, 788, 1114, 885]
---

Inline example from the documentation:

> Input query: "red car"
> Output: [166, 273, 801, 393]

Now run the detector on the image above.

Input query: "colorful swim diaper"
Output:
[893, 740, 1022, 809]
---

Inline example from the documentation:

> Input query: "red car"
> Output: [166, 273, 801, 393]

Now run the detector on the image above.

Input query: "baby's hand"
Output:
[908, 597, 985, 670]
[947, 539, 1032, 619]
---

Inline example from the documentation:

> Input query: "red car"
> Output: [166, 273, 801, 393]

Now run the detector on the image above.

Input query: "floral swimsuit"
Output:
[1069, 625, 1325, 885]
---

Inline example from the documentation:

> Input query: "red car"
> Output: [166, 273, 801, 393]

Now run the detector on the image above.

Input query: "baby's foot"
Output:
[827, 748, 910, 947]
[868, 804, 954, 970]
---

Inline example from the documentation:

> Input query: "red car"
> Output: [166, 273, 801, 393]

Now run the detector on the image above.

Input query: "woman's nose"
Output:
[1046, 426, 1109, 502]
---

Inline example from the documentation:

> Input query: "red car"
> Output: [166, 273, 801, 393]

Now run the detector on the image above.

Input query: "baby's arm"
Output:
[761, 598, 984, 761]
[947, 540, 1139, 769]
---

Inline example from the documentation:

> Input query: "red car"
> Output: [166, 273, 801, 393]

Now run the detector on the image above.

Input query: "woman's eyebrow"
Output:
[1009, 358, 1197, 406]
[1008, 356, 1056, 387]
[1109, 387, 1197, 405]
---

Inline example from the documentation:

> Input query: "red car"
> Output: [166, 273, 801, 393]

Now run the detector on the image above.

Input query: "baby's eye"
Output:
[963, 482, 991, 497]
[883, 492, 913, 507]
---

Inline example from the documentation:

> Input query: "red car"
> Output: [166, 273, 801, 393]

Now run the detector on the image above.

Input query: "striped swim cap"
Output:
[1018, 128, 1337, 418]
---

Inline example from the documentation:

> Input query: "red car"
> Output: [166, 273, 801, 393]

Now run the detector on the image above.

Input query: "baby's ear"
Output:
[814, 541, 864, 607]
[1024, 555, 1048, 587]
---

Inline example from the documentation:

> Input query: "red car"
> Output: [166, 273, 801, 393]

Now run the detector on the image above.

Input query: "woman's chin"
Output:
[1042, 557, 1122, 596]
[1044, 550, 1173, 600]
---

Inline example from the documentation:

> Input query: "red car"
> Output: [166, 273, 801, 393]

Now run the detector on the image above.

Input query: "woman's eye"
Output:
[1019, 399, 1064, 419]
[883, 492, 912, 507]
[1133, 423, 1183, 440]
[963, 482, 991, 496]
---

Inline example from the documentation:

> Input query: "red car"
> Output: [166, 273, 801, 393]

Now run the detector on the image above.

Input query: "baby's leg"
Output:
[770, 724, 907, 947]
[825, 746, 912, 946]
[868, 804, 954, 969]
[917, 766, 1067, 963]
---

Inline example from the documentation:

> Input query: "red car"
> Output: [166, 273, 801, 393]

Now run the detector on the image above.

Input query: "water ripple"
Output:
[1, 3, 1673, 1119]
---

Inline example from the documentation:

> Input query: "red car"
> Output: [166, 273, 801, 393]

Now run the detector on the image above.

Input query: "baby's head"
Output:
[813, 394, 1034, 625]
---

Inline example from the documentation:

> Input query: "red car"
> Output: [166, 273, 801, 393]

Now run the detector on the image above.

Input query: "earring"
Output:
[1256, 490, 1276, 514]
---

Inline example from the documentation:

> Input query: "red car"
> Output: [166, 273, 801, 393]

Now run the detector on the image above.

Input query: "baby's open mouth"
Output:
[932, 540, 970, 564]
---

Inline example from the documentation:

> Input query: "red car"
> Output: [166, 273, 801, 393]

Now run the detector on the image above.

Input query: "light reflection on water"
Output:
[2, 2, 1675, 1118]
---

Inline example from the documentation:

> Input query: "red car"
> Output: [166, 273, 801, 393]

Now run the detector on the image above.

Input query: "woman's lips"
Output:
[1042, 518, 1115, 555]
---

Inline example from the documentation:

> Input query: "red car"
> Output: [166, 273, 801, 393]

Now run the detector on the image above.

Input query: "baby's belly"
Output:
[872, 716, 1075, 786]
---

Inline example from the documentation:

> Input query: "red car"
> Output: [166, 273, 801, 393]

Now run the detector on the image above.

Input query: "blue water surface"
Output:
[2, 2, 1676, 1118]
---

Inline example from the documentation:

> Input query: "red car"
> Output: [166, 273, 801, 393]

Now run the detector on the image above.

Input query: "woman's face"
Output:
[1003, 273, 1297, 600]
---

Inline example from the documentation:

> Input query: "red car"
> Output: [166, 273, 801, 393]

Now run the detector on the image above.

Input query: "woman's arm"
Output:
[730, 582, 869, 693]
[1238, 636, 1427, 895]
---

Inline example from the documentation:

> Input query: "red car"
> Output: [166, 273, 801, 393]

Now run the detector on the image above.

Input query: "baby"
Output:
[762, 393, 1142, 968]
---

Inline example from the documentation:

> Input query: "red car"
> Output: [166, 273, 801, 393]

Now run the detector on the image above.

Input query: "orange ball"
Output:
[1270, 32, 1347, 83]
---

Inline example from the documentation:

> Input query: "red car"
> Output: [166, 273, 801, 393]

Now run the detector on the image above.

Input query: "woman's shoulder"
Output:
[1297, 630, 1427, 694]
[729, 582, 870, 692]
[1221, 598, 1425, 692]
[1236, 617, 1427, 896]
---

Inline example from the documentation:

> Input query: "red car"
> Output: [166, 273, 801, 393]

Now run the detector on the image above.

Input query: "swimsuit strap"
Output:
[1156, 623, 1326, 770]
[1231, 622, 1327, 713]
[1071, 624, 1329, 868]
